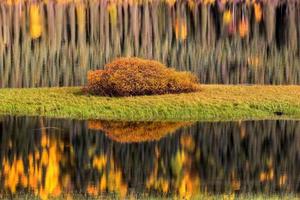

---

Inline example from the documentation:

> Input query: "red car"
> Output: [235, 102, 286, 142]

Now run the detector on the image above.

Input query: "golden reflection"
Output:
[279, 174, 287, 187]
[88, 120, 191, 143]
[147, 133, 200, 199]
[1, 118, 128, 199]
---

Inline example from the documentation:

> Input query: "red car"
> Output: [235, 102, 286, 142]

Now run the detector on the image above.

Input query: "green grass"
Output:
[0, 85, 300, 121]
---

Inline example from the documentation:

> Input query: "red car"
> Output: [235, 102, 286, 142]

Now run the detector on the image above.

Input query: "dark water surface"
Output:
[0, 116, 299, 199]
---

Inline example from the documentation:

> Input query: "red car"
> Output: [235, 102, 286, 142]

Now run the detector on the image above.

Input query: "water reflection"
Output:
[0, 116, 299, 199]
[88, 120, 191, 143]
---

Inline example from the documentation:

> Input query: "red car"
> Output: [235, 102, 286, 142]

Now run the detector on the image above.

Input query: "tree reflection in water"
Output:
[0, 116, 299, 199]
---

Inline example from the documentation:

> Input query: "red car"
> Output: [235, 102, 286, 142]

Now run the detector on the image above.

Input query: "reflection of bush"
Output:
[88, 120, 191, 143]
[85, 57, 200, 97]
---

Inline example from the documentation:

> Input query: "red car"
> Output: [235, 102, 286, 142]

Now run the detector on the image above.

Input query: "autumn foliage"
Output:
[85, 57, 200, 97]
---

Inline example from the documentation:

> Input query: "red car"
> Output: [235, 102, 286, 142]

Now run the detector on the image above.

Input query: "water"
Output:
[0, 1, 300, 87]
[0, 116, 299, 199]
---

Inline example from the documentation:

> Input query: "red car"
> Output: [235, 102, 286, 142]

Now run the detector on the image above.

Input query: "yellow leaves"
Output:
[41, 132, 48, 148]
[44, 146, 60, 194]
[107, 2, 117, 26]
[203, 0, 215, 5]
[3, 157, 25, 193]
[247, 56, 262, 69]
[220, 0, 227, 5]
[76, 3, 86, 34]
[223, 193, 235, 200]
[188, 0, 196, 10]
[171, 150, 186, 176]
[180, 135, 195, 152]
[29, 168, 39, 189]
[259, 168, 274, 182]
[166, 0, 176, 7]
[107, 168, 128, 198]
[56, 0, 72, 4]
[93, 155, 107, 171]
[161, 179, 169, 194]
[254, 3, 262, 22]
[41, 149, 49, 166]
[100, 174, 107, 191]
[223, 10, 232, 25]
[20, 175, 28, 187]
[259, 172, 267, 182]
[174, 19, 187, 40]
[5, 0, 21, 5]
[5, 164, 18, 193]
[16, 158, 24, 175]
[178, 173, 200, 199]
[30, 4, 43, 39]
[44, 154, 60, 199]
[87, 185, 99, 196]
[146, 177, 169, 194]
[239, 18, 249, 38]
[231, 179, 240, 191]
[279, 174, 287, 187]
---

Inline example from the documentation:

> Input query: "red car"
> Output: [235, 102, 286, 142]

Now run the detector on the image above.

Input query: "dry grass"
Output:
[85, 57, 200, 96]
[0, 85, 300, 121]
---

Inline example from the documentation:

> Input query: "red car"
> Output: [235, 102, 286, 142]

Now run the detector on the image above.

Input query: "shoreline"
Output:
[0, 85, 300, 121]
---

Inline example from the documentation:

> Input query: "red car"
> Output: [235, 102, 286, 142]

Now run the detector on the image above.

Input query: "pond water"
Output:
[0, 116, 299, 199]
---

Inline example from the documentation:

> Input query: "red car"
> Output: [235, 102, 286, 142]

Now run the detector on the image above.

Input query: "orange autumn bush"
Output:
[85, 57, 200, 97]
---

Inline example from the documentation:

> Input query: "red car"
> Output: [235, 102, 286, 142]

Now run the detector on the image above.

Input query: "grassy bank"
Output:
[0, 85, 300, 121]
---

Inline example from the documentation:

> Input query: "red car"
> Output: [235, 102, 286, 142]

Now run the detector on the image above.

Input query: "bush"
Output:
[85, 57, 200, 97]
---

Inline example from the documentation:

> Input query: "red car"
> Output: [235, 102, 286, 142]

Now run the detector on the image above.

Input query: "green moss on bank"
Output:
[0, 85, 300, 121]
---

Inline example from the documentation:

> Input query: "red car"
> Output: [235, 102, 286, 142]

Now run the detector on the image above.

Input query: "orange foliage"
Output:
[254, 3, 262, 22]
[279, 174, 287, 187]
[247, 56, 262, 68]
[85, 57, 200, 97]
[203, 0, 215, 5]
[259, 168, 274, 182]
[239, 18, 249, 38]
[88, 120, 190, 143]
[174, 19, 187, 40]
[166, 0, 176, 7]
